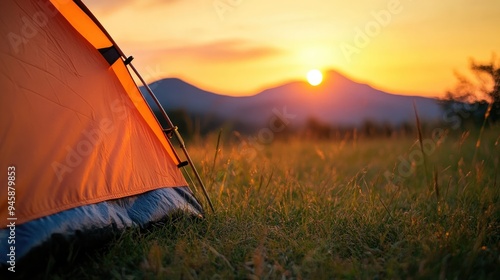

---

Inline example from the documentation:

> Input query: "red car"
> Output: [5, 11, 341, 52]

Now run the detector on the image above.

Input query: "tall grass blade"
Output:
[433, 167, 440, 201]
[472, 102, 492, 163]
[413, 101, 431, 189]
[210, 129, 223, 187]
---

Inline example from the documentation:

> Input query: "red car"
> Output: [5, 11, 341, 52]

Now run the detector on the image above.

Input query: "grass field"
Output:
[52, 127, 499, 279]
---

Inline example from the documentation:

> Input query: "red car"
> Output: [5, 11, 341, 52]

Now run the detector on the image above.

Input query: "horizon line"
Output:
[142, 69, 444, 99]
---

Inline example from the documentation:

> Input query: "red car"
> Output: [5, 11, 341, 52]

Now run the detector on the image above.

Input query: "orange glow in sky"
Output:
[83, 0, 500, 97]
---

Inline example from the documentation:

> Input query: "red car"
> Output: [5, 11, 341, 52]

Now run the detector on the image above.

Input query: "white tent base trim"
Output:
[0, 186, 203, 265]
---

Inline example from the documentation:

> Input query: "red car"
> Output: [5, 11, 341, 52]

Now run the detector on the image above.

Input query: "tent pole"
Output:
[130, 64, 215, 213]
[74, 0, 215, 213]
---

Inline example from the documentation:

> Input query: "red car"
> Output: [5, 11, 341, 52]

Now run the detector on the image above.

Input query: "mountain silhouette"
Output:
[141, 70, 443, 128]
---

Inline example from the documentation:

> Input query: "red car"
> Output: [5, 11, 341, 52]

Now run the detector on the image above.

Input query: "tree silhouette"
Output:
[445, 54, 500, 124]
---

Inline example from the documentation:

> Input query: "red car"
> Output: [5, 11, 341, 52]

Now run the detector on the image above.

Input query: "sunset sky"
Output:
[83, 0, 500, 97]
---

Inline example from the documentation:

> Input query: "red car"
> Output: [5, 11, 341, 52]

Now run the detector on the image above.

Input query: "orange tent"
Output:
[0, 0, 206, 265]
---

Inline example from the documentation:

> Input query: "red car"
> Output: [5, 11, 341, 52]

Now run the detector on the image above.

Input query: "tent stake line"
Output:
[75, 0, 215, 213]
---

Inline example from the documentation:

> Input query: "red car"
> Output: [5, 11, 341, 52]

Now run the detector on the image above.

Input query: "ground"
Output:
[50, 128, 499, 279]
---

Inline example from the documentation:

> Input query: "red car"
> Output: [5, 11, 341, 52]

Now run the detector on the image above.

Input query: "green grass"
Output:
[53, 128, 499, 279]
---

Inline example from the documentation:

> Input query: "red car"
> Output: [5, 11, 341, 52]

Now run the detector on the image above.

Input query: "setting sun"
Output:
[307, 69, 323, 86]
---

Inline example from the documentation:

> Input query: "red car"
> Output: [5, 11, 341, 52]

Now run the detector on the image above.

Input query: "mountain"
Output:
[140, 70, 443, 128]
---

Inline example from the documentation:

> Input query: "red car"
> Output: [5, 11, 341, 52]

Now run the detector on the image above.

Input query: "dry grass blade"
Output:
[210, 129, 223, 188]
[473, 102, 493, 163]
[413, 101, 431, 190]
[378, 195, 393, 220]
[212, 129, 223, 173]
[203, 242, 235, 271]
[433, 167, 440, 201]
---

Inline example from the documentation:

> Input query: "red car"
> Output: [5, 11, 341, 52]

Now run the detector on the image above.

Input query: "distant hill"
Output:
[140, 70, 443, 129]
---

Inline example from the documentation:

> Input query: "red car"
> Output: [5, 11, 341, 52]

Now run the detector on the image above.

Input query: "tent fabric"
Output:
[0, 0, 192, 226]
[53, 0, 181, 164]
[0, 0, 204, 261]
